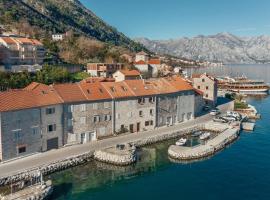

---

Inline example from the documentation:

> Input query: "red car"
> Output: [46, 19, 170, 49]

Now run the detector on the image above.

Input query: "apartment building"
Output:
[0, 36, 45, 72]
[0, 76, 196, 161]
[192, 73, 218, 107]
[87, 63, 124, 77]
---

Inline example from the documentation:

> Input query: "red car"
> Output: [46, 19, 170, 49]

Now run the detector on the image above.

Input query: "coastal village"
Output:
[0, 31, 269, 199]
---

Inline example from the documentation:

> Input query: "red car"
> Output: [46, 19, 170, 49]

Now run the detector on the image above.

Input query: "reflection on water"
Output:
[49, 141, 174, 200]
[186, 64, 270, 83]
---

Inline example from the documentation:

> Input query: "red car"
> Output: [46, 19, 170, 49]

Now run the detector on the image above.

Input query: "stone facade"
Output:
[41, 105, 64, 151]
[156, 91, 195, 127]
[64, 100, 113, 145]
[0, 108, 42, 161]
[113, 96, 156, 134]
[192, 73, 218, 107]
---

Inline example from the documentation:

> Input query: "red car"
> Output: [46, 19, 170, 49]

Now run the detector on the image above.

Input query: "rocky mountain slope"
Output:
[0, 0, 145, 51]
[135, 33, 270, 64]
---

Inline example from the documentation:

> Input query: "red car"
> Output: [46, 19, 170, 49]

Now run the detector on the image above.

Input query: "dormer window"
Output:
[87, 89, 91, 94]
[110, 87, 116, 92]
[99, 88, 103, 93]
[121, 86, 127, 92]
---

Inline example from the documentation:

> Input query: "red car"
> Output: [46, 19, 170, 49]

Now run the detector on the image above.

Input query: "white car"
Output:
[210, 109, 220, 116]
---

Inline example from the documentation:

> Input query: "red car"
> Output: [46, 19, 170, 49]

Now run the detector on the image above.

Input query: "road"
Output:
[0, 101, 232, 178]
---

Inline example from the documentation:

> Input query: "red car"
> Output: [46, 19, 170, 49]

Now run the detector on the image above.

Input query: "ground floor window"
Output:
[18, 146, 26, 154]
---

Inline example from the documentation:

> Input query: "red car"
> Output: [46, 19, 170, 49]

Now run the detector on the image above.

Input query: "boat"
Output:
[217, 76, 269, 94]
[199, 132, 211, 140]
[176, 138, 187, 146]
[192, 131, 203, 137]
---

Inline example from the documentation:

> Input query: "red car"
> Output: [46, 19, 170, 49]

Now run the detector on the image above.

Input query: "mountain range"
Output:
[0, 0, 145, 51]
[135, 33, 270, 64]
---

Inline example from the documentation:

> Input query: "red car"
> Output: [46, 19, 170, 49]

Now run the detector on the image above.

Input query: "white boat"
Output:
[192, 131, 203, 137]
[199, 132, 211, 140]
[176, 138, 187, 146]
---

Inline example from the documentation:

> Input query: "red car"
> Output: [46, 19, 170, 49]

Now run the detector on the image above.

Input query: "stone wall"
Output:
[41, 105, 63, 151]
[114, 97, 156, 133]
[0, 108, 42, 161]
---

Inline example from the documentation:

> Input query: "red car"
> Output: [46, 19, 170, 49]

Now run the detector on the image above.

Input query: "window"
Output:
[145, 121, 150, 126]
[93, 103, 98, 109]
[99, 88, 104, 93]
[80, 117, 86, 124]
[202, 78, 205, 82]
[128, 112, 133, 118]
[47, 124, 56, 132]
[81, 104, 86, 112]
[205, 94, 209, 98]
[121, 86, 127, 92]
[104, 102, 110, 108]
[139, 110, 143, 117]
[110, 87, 116, 92]
[68, 105, 74, 113]
[32, 127, 39, 135]
[93, 115, 100, 123]
[46, 107, 55, 115]
[104, 115, 111, 121]
[87, 89, 91, 94]
[68, 119, 73, 127]
[18, 146, 26, 154]
[197, 86, 201, 89]
[150, 109, 154, 115]
[13, 129, 23, 141]
[206, 86, 209, 90]
[150, 120, 153, 125]
[149, 97, 155, 103]
[138, 98, 145, 104]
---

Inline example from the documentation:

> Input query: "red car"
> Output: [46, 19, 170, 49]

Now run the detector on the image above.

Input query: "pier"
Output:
[168, 127, 239, 160]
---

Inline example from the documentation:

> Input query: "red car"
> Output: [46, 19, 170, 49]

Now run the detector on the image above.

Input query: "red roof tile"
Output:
[119, 69, 141, 76]
[0, 37, 17, 44]
[148, 59, 161, 65]
[134, 60, 147, 65]
[101, 81, 135, 99]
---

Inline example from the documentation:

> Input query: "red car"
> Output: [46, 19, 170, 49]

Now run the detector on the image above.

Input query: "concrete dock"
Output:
[168, 127, 239, 160]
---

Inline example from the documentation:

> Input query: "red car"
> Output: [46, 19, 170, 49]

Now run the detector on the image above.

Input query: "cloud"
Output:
[233, 27, 256, 32]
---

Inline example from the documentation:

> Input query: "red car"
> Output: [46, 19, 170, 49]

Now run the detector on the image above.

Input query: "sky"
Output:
[81, 0, 270, 40]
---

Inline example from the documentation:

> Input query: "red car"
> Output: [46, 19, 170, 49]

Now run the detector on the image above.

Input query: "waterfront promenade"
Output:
[0, 102, 232, 178]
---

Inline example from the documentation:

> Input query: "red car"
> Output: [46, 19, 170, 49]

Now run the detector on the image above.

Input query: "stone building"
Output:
[87, 63, 124, 78]
[192, 73, 218, 107]
[53, 79, 113, 145]
[153, 77, 195, 127]
[0, 76, 198, 161]
[135, 51, 149, 62]
[113, 69, 141, 82]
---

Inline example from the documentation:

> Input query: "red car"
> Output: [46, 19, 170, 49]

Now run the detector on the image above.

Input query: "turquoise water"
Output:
[49, 65, 270, 200]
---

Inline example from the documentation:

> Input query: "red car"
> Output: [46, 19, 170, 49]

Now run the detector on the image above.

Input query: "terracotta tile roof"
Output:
[124, 80, 157, 96]
[134, 60, 147, 65]
[101, 81, 135, 99]
[13, 37, 33, 44]
[148, 59, 161, 65]
[79, 79, 111, 101]
[52, 83, 87, 103]
[0, 37, 17, 45]
[192, 73, 217, 81]
[151, 78, 177, 94]
[30, 39, 43, 46]
[0, 83, 63, 112]
[163, 76, 194, 91]
[119, 69, 141, 76]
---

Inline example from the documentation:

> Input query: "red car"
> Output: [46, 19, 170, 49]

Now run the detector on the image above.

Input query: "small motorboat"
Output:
[199, 132, 211, 140]
[192, 131, 203, 137]
[176, 138, 187, 146]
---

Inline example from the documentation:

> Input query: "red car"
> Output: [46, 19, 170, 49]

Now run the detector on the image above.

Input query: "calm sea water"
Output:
[49, 65, 270, 200]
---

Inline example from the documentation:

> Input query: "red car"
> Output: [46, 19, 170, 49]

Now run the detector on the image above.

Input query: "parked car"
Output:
[226, 111, 242, 120]
[213, 116, 228, 123]
[222, 115, 238, 122]
[210, 109, 220, 116]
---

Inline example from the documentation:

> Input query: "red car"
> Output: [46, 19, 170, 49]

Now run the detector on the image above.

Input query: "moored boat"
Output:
[199, 132, 211, 140]
[176, 138, 187, 146]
